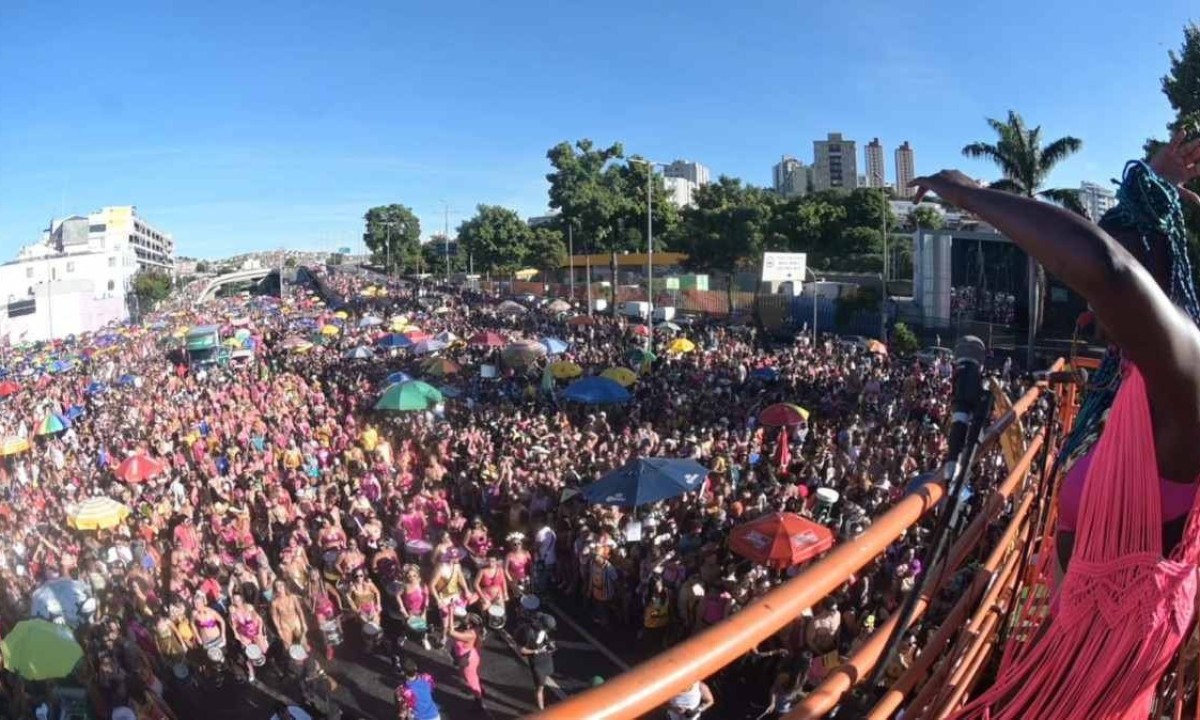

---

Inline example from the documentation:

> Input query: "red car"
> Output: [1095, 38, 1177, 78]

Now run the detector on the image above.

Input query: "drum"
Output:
[204, 638, 225, 664]
[245, 644, 266, 667]
[405, 539, 432, 563]
[362, 621, 382, 638]
[814, 487, 840, 521]
[172, 663, 190, 680]
[288, 644, 309, 663]
[406, 615, 428, 635]
[320, 620, 343, 647]
[486, 603, 506, 630]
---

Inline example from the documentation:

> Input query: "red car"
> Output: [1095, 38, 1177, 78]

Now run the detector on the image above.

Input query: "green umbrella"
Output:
[375, 380, 444, 412]
[1, 619, 84, 680]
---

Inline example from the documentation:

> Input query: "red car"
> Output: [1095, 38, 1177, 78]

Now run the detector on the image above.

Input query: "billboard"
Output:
[760, 252, 807, 282]
[337, 246, 352, 255]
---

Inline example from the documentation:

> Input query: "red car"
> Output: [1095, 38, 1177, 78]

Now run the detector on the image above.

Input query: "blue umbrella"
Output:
[437, 385, 463, 399]
[343, 346, 375, 360]
[65, 406, 85, 421]
[376, 334, 413, 350]
[540, 337, 570, 355]
[383, 371, 414, 386]
[86, 381, 105, 396]
[580, 457, 710, 507]
[562, 376, 632, 404]
[359, 316, 383, 328]
[48, 359, 74, 374]
[752, 367, 780, 382]
[412, 339, 447, 355]
[117, 374, 137, 387]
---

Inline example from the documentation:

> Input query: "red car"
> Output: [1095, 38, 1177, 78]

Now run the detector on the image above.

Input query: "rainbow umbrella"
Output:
[35, 414, 69, 436]
[758, 403, 810, 426]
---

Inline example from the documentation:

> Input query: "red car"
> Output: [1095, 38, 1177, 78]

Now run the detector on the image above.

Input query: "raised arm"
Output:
[911, 171, 1200, 476]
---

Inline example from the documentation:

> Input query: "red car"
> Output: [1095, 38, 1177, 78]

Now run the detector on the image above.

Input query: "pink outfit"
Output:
[453, 638, 483, 696]
[952, 366, 1200, 719]
[1057, 448, 1200, 531]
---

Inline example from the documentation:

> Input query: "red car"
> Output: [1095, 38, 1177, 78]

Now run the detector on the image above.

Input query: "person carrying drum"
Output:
[516, 607, 557, 710]
[270, 580, 309, 653]
[390, 564, 431, 650]
[229, 592, 269, 683]
[473, 552, 509, 622]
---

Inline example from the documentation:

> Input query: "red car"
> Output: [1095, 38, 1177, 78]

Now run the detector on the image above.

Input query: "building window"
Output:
[66, 261, 75, 273]
[108, 280, 115, 291]
[108, 257, 116, 267]
[88, 223, 106, 233]
[25, 267, 33, 278]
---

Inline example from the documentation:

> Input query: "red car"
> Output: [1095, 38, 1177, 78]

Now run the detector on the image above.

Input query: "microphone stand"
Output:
[865, 380, 994, 690]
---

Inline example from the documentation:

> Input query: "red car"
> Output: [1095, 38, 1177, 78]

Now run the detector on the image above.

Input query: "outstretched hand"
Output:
[1150, 128, 1200, 207]
[908, 170, 981, 209]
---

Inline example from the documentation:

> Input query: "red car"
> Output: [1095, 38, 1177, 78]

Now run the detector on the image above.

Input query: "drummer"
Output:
[303, 568, 343, 660]
[270, 580, 309, 651]
[392, 564, 432, 650]
[473, 552, 509, 611]
[190, 592, 227, 656]
[229, 592, 269, 683]
[504, 534, 533, 595]
[347, 569, 382, 629]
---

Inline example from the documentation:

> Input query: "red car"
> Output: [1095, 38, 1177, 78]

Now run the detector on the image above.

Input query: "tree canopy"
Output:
[456, 205, 533, 275]
[133, 271, 172, 312]
[961, 110, 1085, 215]
[363, 204, 421, 274]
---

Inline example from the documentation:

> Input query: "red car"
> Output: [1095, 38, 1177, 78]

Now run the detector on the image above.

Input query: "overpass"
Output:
[193, 268, 278, 305]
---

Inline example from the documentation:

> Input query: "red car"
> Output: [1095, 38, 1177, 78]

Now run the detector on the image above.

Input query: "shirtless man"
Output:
[271, 580, 309, 649]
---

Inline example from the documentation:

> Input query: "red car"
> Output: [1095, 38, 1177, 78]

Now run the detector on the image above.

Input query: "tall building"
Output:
[772, 156, 809, 197]
[812, 133, 858, 192]
[662, 160, 710, 188]
[1079, 181, 1117, 221]
[662, 176, 699, 207]
[864, 138, 886, 188]
[895, 141, 916, 198]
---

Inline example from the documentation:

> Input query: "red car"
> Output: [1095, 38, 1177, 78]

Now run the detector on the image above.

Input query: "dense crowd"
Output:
[0, 264, 1037, 720]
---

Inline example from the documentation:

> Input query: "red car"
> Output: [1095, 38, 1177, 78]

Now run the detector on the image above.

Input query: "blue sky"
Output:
[0, 1, 1195, 259]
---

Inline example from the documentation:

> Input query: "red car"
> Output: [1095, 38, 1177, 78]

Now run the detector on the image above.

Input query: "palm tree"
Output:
[962, 111, 1085, 364]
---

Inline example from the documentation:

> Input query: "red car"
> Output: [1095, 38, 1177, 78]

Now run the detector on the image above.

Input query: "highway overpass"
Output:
[193, 268, 280, 305]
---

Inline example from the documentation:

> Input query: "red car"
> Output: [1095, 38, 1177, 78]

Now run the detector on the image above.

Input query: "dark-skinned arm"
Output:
[912, 171, 1200, 476]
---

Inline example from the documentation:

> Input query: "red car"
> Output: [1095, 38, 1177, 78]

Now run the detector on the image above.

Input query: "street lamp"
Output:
[874, 170, 889, 339]
[804, 267, 826, 346]
[628, 157, 665, 350]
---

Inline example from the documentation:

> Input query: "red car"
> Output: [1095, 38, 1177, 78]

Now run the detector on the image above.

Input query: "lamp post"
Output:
[875, 170, 889, 340]
[629, 158, 664, 351]
[804, 267, 825, 346]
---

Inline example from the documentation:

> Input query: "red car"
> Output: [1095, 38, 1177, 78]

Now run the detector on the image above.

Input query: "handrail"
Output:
[532, 368, 1059, 720]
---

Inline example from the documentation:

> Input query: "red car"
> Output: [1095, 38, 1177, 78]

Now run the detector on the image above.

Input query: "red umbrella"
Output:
[469, 331, 506, 348]
[630, 325, 651, 337]
[115, 454, 166, 484]
[729, 512, 834, 568]
[0, 380, 19, 398]
[758, 403, 810, 427]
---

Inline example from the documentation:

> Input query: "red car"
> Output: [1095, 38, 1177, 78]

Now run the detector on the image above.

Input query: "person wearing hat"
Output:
[517, 609, 557, 710]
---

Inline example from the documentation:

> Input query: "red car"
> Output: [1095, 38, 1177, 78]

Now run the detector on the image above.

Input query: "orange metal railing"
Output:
[532, 362, 1065, 720]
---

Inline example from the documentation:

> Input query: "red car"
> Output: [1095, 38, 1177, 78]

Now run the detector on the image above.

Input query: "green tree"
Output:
[769, 196, 846, 254]
[524, 226, 568, 278]
[283, 257, 297, 269]
[961, 111, 1085, 214]
[891, 322, 920, 354]
[1148, 23, 1200, 263]
[909, 205, 945, 231]
[456, 205, 532, 275]
[840, 226, 882, 255]
[962, 111, 1085, 341]
[841, 188, 897, 233]
[133, 271, 172, 312]
[422, 235, 468, 275]
[677, 176, 773, 311]
[363, 204, 421, 274]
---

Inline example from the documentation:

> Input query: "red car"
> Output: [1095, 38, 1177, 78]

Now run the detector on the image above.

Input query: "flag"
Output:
[775, 426, 791, 473]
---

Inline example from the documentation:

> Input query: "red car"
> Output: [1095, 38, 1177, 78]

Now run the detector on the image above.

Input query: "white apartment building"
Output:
[662, 160, 710, 188]
[864, 138, 886, 188]
[895, 141, 916, 198]
[1079, 181, 1117, 221]
[772, 156, 809, 197]
[662, 176, 698, 207]
[813, 133, 858, 192]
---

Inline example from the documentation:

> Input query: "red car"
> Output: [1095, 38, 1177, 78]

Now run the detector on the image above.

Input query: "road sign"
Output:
[760, 252, 807, 282]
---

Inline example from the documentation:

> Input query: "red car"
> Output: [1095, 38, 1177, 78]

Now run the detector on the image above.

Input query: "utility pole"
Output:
[567, 220, 575, 303]
[877, 171, 889, 340]
[443, 202, 451, 282]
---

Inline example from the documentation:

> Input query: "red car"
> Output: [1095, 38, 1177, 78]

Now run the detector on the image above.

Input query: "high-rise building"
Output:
[662, 160, 710, 188]
[662, 176, 699, 207]
[895, 141, 916, 198]
[812, 133, 858, 192]
[1079, 181, 1117, 221]
[865, 138, 886, 188]
[772, 156, 808, 197]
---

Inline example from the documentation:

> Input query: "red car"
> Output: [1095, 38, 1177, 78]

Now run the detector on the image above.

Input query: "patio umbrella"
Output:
[67, 496, 131, 531]
[31, 579, 92, 629]
[752, 367, 780, 382]
[630, 325, 651, 338]
[667, 338, 696, 354]
[540, 337, 570, 355]
[86, 381, 106, 395]
[35, 414, 69, 436]
[502, 340, 547, 368]
[656, 321, 682, 333]
[333, 310, 349, 319]
[343, 346, 375, 360]
[359, 316, 383, 328]
[0, 437, 30, 456]
[0, 380, 19, 397]
[65, 405, 85, 421]
[117, 373, 138, 386]
[580, 457, 709, 507]
[404, 331, 431, 343]
[48, 359, 75, 374]
[626, 348, 657, 367]
[549, 361, 583, 380]
[547, 299, 572, 313]
[412, 339, 448, 355]
[376, 334, 414, 350]
[497, 300, 528, 316]
[1, 619, 83, 680]
[383, 371, 414, 386]
[434, 330, 459, 343]
[567, 315, 595, 327]
[469, 331, 506, 348]
[729, 512, 835, 568]
[422, 358, 461, 377]
[759, 403, 810, 426]
[563, 376, 631, 404]
[115, 454, 166, 484]
[320, 324, 340, 336]
[601, 367, 638, 387]
[375, 380, 444, 412]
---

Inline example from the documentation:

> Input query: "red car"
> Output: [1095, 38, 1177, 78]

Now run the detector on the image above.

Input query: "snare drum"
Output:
[362, 621, 382, 638]
[288, 644, 309, 663]
[172, 663, 190, 680]
[244, 644, 266, 667]
[406, 615, 428, 636]
[204, 638, 226, 664]
[405, 539, 432, 562]
[486, 603, 506, 630]
[320, 620, 343, 646]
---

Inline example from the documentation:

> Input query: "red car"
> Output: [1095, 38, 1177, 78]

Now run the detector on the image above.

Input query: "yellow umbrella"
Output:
[172, 327, 189, 339]
[334, 310, 349, 319]
[67, 496, 130, 531]
[320, 324, 340, 336]
[362, 286, 378, 298]
[667, 338, 696, 354]
[550, 361, 583, 380]
[0, 437, 30, 456]
[601, 367, 638, 387]
[291, 341, 315, 353]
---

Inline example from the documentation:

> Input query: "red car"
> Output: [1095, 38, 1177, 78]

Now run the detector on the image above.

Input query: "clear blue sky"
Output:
[0, 1, 1195, 259]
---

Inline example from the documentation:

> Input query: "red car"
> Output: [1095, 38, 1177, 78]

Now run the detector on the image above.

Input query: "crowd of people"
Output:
[0, 262, 1036, 720]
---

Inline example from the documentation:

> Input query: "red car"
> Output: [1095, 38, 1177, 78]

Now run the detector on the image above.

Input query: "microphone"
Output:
[943, 336, 986, 483]
[1033, 368, 1089, 386]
